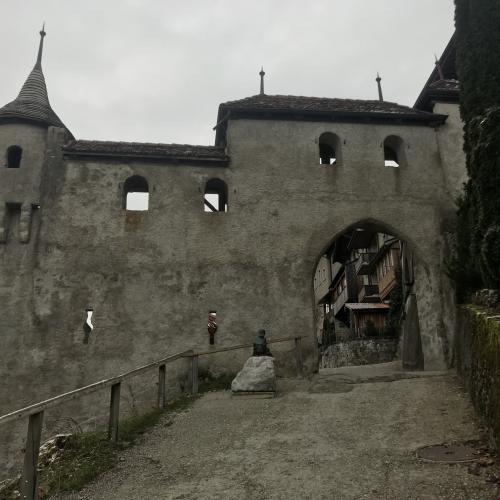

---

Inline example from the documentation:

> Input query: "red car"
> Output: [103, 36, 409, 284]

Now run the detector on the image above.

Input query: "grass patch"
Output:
[39, 431, 116, 495]
[0, 395, 196, 499]
[2, 378, 234, 499]
[166, 394, 197, 412]
[118, 407, 164, 445]
[198, 371, 234, 393]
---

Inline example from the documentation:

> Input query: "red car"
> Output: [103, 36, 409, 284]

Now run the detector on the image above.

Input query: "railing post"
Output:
[158, 364, 167, 408]
[191, 355, 199, 395]
[22, 410, 44, 500]
[294, 337, 304, 378]
[108, 382, 121, 443]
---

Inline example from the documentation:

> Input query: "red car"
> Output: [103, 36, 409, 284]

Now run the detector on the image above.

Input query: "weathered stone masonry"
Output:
[321, 338, 399, 369]
[456, 304, 500, 447]
[0, 31, 464, 476]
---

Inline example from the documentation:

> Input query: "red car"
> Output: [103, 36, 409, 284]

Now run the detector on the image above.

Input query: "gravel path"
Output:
[58, 362, 499, 500]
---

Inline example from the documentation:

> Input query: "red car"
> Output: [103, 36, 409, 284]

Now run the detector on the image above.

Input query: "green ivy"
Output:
[450, 0, 500, 296]
[363, 319, 378, 338]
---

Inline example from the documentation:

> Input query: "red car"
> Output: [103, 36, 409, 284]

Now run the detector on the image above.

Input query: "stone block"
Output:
[231, 356, 276, 393]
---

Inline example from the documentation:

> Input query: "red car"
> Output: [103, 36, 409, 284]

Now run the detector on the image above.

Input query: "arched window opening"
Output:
[123, 175, 149, 211]
[384, 146, 399, 167]
[319, 143, 336, 165]
[204, 178, 228, 212]
[7, 146, 22, 168]
[383, 136, 405, 167]
[319, 133, 341, 165]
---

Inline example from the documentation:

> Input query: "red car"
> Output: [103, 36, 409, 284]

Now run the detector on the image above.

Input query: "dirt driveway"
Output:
[59, 362, 499, 500]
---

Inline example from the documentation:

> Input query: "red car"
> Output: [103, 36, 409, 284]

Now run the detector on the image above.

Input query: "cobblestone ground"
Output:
[59, 362, 500, 500]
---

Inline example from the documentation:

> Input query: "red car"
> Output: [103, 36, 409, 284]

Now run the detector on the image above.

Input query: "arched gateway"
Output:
[312, 219, 436, 371]
[0, 30, 464, 476]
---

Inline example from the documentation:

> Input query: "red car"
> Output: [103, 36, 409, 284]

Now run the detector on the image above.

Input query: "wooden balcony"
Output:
[378, 267, 396, 300]
[358, 284, 380, 303]
[354, 253, 376, 276]
[333, 287, 348, 315]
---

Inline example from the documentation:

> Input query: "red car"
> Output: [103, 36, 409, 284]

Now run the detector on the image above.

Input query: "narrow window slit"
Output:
[6, 146, 22, 169]
[208, 311, 217, 345]
[83, 308, 94, 344]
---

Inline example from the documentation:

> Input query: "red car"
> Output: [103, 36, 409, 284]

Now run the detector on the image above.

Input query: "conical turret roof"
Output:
[0, 27, 67, 129]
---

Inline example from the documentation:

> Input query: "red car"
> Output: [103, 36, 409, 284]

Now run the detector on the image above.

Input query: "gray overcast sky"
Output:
[0, 0, 455, 145]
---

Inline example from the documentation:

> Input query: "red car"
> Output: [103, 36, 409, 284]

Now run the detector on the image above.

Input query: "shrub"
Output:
[364, 319, 379, 338]
[451, 0, 500, 296]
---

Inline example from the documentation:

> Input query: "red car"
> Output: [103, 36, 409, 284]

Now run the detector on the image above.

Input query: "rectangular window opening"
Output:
[5, 203, 21, 241]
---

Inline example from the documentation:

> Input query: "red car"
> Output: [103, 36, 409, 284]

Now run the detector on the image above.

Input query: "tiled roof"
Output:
[414, 78, 460, 112]
[215, 94, 446, 146]
[219, 94, 438, 118]
[0, 63, 67, 129]
[414, 34, 459, 111]
[428, 79, 459, 92]
[63, 140, 229, 165]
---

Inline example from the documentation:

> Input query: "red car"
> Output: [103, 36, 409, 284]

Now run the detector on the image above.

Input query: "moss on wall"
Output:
[456, 305, 500, 446]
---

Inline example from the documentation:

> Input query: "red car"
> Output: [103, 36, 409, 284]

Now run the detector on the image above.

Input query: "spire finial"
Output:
[375, 72, 383, 102]
[434, 54, 444, 80]
[36, 23, 46, 66]
[259, 67, 265, 95]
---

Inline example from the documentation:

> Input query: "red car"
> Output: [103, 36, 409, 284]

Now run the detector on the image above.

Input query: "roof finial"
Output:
[434, 54, 444, 80]
[36, 23, 46, 67]
[375, 72, 383, 102]
[259, 67, 265, 95]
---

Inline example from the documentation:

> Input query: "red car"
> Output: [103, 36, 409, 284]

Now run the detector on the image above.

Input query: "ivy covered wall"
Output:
[450, 0, 500, 296]
[456, 305, 500, 446]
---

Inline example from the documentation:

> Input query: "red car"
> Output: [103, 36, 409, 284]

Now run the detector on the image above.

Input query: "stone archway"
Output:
[309, 218, 447, 371]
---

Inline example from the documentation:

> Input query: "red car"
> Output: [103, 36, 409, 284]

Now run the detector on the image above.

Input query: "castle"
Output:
[0, 29, 464, 474]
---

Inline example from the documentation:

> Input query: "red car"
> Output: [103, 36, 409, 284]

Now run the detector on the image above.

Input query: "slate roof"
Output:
[414, 34, 459, 111]
[428, 79, 459, 92]
[215, 94, 447, 146]
[219, 94, 440, 117]
[63, 140, 229, 165]
[0, 63, 67, 129]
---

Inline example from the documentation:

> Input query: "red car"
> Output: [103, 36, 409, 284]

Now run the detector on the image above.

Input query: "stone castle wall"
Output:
[0, 114, 463, 476]
[455, 304, 500, 448]
[321, 338, 399, 369]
